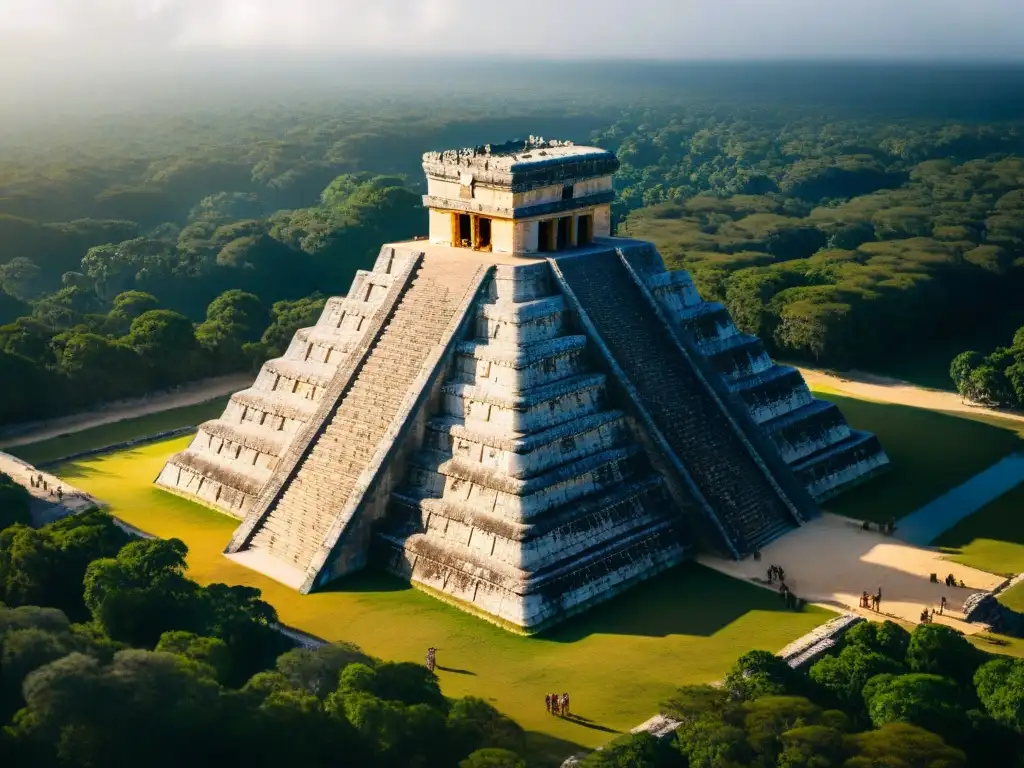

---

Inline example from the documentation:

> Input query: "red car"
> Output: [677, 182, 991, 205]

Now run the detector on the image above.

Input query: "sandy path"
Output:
[700, 513, 1005, 634]
[797, 366, 1024, 426]
[0, 373, 250, 450]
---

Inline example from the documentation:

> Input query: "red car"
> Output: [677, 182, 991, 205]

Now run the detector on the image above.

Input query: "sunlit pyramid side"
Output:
[155, 136, 889, 631]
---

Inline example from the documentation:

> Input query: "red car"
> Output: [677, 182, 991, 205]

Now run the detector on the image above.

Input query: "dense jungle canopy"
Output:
[2, 62, 1024, 424]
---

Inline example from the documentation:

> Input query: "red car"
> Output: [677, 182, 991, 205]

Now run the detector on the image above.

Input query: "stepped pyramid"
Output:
[156, 137, 889, 631]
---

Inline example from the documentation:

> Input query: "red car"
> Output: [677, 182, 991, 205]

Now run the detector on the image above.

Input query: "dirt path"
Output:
[798, 367, 1024, 426]
[0, 373, 250, 450]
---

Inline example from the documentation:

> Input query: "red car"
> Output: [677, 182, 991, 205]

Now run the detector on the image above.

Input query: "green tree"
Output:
[809, 644, 905, 708]
[905, 624, 982, 686]
[580, 732, 684, 767]
[842, 620, 911, 661]
[275, 641, 371, 699]
[723, 649, 802, 701]
[843, 721, 966, 767]
[863, 673, 966, 737]
[0, 472, 32, 530]
[155, 631, 232, 683]
[974, 657, 1024, 732]
[83, 537, 198, 647]
[447, 696, 526, 758]
[460, 748, 527, 768]
[195, 289, 269, 370]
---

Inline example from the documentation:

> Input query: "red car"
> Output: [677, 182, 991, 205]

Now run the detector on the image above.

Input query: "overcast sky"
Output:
[2, 0, 1023, 62]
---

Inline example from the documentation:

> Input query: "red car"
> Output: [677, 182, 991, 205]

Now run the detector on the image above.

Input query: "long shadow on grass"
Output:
[523, 730, 589, 768]
[544, 562, 799, 642]
[815, 392, 1024, 523]
[319, 570, 413, 594]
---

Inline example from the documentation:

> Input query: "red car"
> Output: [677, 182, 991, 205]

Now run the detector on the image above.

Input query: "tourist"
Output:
[939, 596, 947, 615]
[551, 693, 559, 715]
[56, 487, 63, 502]
[545, 693, 551, 713]
[426, 647, 436, 672]
[766, 566, 774, 584]
[778, 567, 786, 582]
[874, 588, 882, 612]
[562, 692, 571, 717]
[861, 591, 870, 609]
[959, 579, 967, 588]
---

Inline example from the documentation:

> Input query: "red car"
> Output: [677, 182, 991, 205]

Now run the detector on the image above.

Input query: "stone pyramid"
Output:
[156, 138, 889, 631]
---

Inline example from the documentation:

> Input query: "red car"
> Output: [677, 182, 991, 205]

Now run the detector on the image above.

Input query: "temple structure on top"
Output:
[155, 137, 889, 632]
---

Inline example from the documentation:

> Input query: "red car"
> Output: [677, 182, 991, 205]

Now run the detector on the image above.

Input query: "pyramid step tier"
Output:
[406, 445, 646, 522]
[379, 517, 690, 630]
[423, 410, 629, 480]
[387, 473, 675, 571]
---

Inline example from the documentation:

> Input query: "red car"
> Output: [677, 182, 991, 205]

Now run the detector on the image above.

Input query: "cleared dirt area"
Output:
[798, 366, 1024, 426]
[701, 513, 1005, 634]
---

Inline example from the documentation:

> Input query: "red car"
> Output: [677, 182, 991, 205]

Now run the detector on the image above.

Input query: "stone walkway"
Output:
[0, 452, 99, 526]
[896, 453, 1024, 546]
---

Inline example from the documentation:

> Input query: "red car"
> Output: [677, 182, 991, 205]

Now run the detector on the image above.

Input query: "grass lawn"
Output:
[54, 436, 832, 766]
[811, 387, 1024, 523]
[936, 484, 1024, 578]
[8, 397, 228, 466]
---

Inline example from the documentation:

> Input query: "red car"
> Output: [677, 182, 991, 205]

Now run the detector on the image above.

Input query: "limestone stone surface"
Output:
[154, 141, 889, 632]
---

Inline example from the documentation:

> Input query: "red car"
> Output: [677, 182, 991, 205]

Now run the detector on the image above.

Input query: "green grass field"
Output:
[813, 389, 1024, 523]
[8, 398, 229, 466]
[17, 381, 1024, 760]
[54, 435, 831, 765]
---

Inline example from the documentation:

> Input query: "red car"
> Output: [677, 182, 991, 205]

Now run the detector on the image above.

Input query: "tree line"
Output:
[0, 478, 529, 768]
[3, 92, 1024, 423]
[950, 323, 1024, 408]
[584, 620, 1024, 767]
[615, 122, 1024, 374]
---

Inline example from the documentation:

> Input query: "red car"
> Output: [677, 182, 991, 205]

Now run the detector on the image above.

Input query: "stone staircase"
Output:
[551, 248, 799, 556]
[633, 242, 889, 501]
[232, 253, 488, 583]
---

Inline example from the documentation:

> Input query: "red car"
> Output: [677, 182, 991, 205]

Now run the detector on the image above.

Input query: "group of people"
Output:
[943, 573, 967, 589]
[28, 473, 63, 501]
[425, 647, 436, 672]
[545, 692, 571, 717]
[920, 596, 949, 624]
[765, 564, 786, 584]
[859, 587, 883, 611]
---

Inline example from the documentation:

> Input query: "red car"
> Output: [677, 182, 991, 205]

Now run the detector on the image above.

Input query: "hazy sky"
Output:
[2, 0, 1023, 61]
